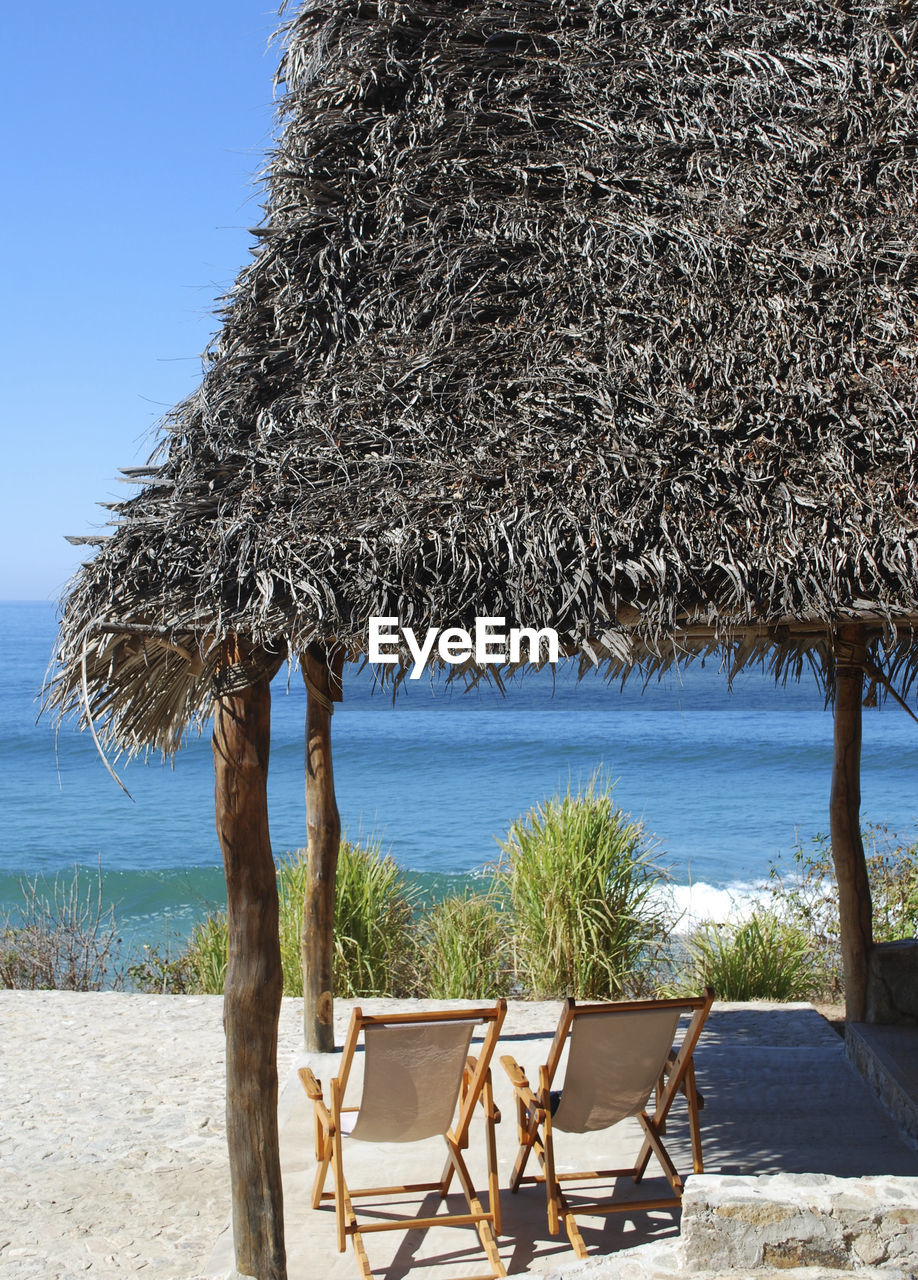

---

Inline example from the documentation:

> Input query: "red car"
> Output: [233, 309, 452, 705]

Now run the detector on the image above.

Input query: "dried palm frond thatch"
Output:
[48, 0, 918, 753]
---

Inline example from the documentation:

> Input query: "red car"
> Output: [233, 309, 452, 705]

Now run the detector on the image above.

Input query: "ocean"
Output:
[2, 600, 916, 949]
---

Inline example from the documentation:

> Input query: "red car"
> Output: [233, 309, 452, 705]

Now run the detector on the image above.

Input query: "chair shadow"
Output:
[383, 1189, 504, 1280]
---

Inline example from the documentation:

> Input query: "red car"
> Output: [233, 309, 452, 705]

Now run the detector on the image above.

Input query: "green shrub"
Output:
[184, 912, 231, 994]
[416, 891, 509, 999]
[176, 839, 417, 997]
[276, 856, 307, 997]
[324, 839, 418, 998]
[766, 824, 918, 998]
[679, 910, 817, 1002]
[128, 942, 196, 993]
[497, 776, 672, 999]
[868, 825, 918, 941]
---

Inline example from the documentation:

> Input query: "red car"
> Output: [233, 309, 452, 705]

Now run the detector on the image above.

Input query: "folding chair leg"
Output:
[656, 1070, 667, 1133]
[542, 1119, 561, 1238]
[637, 1113, 683, 1198]
[534, 1118, 586, 1259]
[299, 1068, 335, 1209]
[634, 1127, 654, 1183]
[476, 1210, 506, 1278]
[445, 1139, 507, 1278]
[351, 1232, 372, 1280]
[439, 1072, 502, 1233]
[515, 1091, 527, 1144]
[509, 1104, 540, 1192]
[561, 1205, 588, 1260]
[482, 1073, 502, 1236]
[634, 1115, 684, 1189]
[684, 1063, 704, 1173]
[439, 1152, 455, 1198]
[341, 1183, 372, 1280]
[634, 1079, 680, 1185]
[313, 1106, 325, 1161]
[331, 1081, 348, 1254]
[311, 1135, 332, 1210]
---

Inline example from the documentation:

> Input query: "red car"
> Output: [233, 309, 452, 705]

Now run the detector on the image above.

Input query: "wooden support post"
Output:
[302, 646, 344, 1052]
[213, 674, 286, 1280]
[830, 625, 873, 1024]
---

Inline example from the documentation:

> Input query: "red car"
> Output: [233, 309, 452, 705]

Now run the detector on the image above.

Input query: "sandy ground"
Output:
[0, 991, 304, 1280]
[3, 992, 911, 1280]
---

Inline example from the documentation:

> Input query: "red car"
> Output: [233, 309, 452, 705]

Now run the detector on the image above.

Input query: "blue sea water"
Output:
[2, 600, 916, 947]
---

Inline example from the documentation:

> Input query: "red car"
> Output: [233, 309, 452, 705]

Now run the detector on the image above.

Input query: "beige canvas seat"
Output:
[300, 1000, 507, 1280]
[500, 989, 713, 1258]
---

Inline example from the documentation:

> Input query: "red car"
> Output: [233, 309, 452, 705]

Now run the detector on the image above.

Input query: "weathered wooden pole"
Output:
[301, 645, 344, 1051]
[213, 671, 286, 1280]
[830, 624, 873, 1023]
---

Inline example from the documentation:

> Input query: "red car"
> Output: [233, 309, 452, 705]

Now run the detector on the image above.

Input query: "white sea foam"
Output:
[653, 880, 773, 934]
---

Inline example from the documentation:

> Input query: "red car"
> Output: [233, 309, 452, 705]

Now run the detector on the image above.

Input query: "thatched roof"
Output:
[49, 0, 918, 753]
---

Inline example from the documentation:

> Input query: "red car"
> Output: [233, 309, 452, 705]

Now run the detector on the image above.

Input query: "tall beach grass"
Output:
[497, 775, 671, 998]
[6, 801, 917, 1004]
[417, 890, 509, 998]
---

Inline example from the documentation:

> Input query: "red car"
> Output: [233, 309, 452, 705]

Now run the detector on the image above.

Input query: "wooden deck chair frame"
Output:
[500, 988, 713, 1259]
[300, 999, 508, 1280]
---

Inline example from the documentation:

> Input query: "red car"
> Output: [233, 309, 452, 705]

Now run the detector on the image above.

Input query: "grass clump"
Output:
[416, 890, 509, 999]
[185, 912, 231, 994]
[679, 911, 817, 1002]
[325, 839, 418, 998]
[497, 775, 671, 999]
[170, 838, 418, 997]
[670, 824, 918, 1004]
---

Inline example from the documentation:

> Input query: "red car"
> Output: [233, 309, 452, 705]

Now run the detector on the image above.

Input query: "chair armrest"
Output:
[299, 1066, 323, 1099]
[500, 1054, 527, 1086]
[298, 1067, 335, 1132]
[500, 1054, 542, 1115]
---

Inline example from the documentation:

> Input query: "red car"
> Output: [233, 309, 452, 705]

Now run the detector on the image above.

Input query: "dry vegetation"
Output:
[45, 0, 918, 756]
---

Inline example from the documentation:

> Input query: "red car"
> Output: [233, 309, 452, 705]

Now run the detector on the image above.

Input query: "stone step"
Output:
[678, 1272, 909, 1280]
[545, 1252, 910, 1280]
[847, 1022, 918, 1149]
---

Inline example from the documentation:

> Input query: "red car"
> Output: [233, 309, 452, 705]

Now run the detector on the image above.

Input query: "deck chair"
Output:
[500, 988, 713, 1258]
[300, 1000, 508, 1280]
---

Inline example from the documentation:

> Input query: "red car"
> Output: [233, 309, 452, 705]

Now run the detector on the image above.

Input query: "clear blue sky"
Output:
[1, 4, 283, 601]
